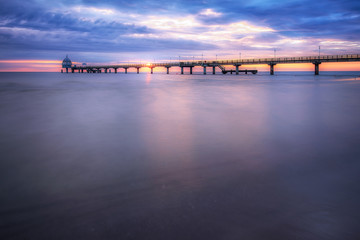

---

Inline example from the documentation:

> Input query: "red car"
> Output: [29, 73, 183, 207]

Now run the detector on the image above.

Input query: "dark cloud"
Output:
[0, 0, 219, 59]
[0, 0, 359, 62]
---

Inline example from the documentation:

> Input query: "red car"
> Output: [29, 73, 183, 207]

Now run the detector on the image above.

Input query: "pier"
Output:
[63, 54, 360, 75]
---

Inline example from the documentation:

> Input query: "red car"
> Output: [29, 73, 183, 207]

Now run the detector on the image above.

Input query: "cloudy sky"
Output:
[0, 0, 359, 71]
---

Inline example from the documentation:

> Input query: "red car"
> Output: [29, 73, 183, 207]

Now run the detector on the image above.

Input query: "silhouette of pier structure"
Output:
[63, 54, 360, 75]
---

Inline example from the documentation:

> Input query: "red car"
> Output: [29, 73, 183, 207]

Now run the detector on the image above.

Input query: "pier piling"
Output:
[269, 63, 276, 75]
[313, 61, 321, 75]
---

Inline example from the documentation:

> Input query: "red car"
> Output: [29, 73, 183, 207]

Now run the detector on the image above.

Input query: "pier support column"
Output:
[268, 63, 276, 75]
[71, 68, 74, 73]
[105, 68, 108, 73]
[151, 67, 154, 74]
[190, 67, 193, 74]
[114, 68, 117, 74]
[124, 68, 128, 74]
[234, 64, 241, 75]
[203, 66, 206, 75]
[313, 61, 321, 75]
[181, 67, 184, 75]
[213, 66, 216, 74]
[166, 67, 170, 74]
[66, 68, 68, 73]
[137, 67, 140, 74]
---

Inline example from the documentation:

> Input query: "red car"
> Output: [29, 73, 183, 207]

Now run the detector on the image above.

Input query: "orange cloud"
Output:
[0, 60, 62, 64]
[0, 59, 82, 72]
[0, 59, 359, 72]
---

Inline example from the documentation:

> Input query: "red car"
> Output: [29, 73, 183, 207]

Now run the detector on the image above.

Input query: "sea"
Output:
[1, 71, 360, 239]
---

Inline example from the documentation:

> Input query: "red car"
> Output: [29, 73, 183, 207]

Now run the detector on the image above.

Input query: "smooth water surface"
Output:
[1, 72, 360, 239]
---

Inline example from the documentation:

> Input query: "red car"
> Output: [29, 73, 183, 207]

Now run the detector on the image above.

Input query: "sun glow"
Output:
[199, 9, 222, 17]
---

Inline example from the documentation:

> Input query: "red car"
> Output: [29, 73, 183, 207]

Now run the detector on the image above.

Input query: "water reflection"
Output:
[0, 72, 360, 239]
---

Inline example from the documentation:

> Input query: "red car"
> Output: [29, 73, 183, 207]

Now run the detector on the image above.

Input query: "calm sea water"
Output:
[1, 72, 360, 239]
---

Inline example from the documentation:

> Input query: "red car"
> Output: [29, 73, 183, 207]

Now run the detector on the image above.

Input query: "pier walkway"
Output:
[65, 54, 360, 75]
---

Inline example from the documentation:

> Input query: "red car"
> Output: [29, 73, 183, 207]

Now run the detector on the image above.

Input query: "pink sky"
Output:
[0, 60, 359, 72]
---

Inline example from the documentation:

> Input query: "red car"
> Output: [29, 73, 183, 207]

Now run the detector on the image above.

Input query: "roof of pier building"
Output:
[62, 55, 72, 68]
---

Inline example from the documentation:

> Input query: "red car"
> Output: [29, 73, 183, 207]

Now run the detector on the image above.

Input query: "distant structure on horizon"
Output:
[62, 55, 72, 73]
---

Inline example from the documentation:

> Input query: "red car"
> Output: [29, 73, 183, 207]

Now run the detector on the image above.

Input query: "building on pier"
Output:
[62, 55, 72, 73]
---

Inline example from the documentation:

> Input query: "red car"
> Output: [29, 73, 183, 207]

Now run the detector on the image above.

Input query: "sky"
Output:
[0, 0, 359, 72]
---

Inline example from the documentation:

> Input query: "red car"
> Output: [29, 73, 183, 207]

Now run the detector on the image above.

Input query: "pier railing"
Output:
[77, 54, 360, 69]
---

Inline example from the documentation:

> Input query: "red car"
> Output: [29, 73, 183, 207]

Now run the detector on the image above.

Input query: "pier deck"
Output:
[65, 54, 360, 75]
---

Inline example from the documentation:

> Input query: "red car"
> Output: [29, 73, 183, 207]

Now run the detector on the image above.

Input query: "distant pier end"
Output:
[62, 55, 72, 73]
